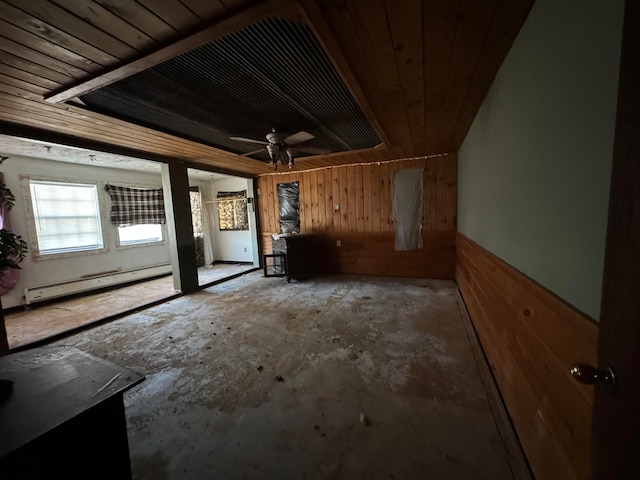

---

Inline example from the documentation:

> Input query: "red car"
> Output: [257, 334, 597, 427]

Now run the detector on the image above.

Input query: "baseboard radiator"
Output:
[23, 264, 172, 305]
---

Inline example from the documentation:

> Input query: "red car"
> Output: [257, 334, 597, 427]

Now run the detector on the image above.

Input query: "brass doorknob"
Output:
[570, 363, 616, 390]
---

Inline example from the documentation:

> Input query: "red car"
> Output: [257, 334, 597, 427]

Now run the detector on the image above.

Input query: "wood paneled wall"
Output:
[456, 233, 599, 480]
[257, 154, 457, 278]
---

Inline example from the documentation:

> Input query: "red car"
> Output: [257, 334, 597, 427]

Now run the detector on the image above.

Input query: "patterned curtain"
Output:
[217, 191, 248, 231]
[105, 184, 166, 226]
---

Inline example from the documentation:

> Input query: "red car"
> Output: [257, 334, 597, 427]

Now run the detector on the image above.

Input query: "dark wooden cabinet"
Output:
[269, 234, 312, 282]
[0, 346, 144, 480]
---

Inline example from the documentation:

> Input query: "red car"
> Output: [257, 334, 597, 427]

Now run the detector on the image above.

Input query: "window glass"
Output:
[117, 224, 163, 246]
[29, 181, 104, 254]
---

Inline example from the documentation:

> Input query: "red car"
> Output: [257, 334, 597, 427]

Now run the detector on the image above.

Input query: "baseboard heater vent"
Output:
[23, 264, 172, 305]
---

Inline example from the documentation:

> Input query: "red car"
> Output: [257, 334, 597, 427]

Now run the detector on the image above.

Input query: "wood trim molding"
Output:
[455, 232, 598, 480]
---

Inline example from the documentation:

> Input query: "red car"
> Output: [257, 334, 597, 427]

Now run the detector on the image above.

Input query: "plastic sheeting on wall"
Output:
[392, 168, 424, 251]
[277, 181, 300, 234]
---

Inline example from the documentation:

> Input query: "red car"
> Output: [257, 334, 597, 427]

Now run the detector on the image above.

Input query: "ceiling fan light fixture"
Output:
[286, 148, 296, 169]
[266, 144, 280, 169]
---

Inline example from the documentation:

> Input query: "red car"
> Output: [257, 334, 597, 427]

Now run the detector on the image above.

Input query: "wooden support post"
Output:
[0, 301, 9, 356]
[161, 162, 198, 293]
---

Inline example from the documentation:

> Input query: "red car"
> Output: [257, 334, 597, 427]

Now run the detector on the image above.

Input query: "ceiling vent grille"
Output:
[80, 17, 380, 161]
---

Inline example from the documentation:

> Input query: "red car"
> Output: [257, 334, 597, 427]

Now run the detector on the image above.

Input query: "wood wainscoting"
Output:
[257, 154, 457, 278]
[262, 230, 455, 278]
[456, 233, 599, 479]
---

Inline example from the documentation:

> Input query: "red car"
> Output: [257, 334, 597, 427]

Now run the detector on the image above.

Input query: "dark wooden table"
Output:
[271, 234, 313, 282]
[0, 345, 144, 480]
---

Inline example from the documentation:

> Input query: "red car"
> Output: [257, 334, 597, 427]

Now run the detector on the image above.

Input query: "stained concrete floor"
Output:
[5, 264, 255, 349]
[51, 272, 528, 480]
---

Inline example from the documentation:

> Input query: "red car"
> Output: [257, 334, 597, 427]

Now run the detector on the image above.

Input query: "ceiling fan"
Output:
[230, 128, 330, 169]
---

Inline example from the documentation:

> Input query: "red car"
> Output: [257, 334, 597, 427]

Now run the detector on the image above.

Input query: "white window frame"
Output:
[21, 176, 109, 261]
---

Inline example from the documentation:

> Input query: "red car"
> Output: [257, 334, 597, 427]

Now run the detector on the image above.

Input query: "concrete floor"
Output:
[51, 272, 528, 480]
[5, 264, 255, 349]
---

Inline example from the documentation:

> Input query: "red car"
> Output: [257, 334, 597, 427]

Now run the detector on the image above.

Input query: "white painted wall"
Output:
[210, 177, 255, 263]
[457, 0, 624, 320]
[0, 155, 171, 308]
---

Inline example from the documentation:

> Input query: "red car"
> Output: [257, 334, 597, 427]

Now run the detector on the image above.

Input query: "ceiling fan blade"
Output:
[240, 148, 265, 157]
[294, 145, 331, 155]
[284, 131, 314, 145]
[230, 136, 268, 145]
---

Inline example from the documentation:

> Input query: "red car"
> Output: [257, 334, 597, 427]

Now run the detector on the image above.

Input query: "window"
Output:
[217, 190, 248, 231]
[29, 180, 104, 255]
[117, 224, 163, 246]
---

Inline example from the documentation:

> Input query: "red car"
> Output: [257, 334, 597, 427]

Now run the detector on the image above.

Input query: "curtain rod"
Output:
[204, 198, 248, 204]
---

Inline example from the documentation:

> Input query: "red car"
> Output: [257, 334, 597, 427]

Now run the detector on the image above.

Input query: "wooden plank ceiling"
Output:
[0, 0, 534, 176]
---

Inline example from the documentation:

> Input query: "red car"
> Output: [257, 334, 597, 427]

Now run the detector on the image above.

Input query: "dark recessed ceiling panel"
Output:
[80, 17, 380, 162]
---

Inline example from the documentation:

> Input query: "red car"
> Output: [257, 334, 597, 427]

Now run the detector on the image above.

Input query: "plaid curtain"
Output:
[105, 184, 166, 226]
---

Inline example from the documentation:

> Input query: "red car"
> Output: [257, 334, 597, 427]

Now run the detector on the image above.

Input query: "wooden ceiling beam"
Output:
[44, 0, 299, 104]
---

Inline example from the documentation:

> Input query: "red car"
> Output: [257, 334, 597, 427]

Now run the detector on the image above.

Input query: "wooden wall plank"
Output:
[370, 163, 381, 233]
[314, 230, 455, 278]
[346, 166, 357, 232]
[379, 162, 390, 231]
[300, 171, 310, 233]
[318, 169, 327, 232]
[456, 233, 598, 480]
[330, 167, 340, 233]
[436, 155, 448, 230]
[338, 164, 348, 233]
[362, 164, 372, 232]
[310, 170, 319, 231]
[267, 175, 277, 233]
[387, 160, 399, 231]
[355, 165, 364, 231]
[326, 168, 334, 232]
[446, 154, 458, 230]
[257, 177, 270, 233]
[457, 257, 579, 479]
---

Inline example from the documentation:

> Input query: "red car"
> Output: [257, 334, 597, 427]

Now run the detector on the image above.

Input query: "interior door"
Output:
[590, 1, 640, 477]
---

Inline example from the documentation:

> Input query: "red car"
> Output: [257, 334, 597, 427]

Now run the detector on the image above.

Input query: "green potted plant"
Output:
[0, 229, 27, 271]
[0, 177, 27, 356]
